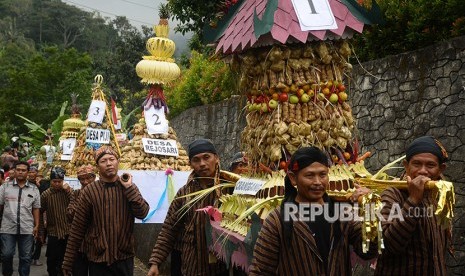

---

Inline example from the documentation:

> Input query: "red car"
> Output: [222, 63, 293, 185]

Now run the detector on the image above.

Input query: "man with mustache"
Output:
[249, 147, 376, 275]
[375, 136, 452, 275]
[147, 139, 227, 276]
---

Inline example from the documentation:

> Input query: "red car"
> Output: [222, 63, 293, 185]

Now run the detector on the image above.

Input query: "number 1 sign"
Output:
[144, 106, 169, 135]
[291, 0, 338, 31]
[87, 100, 106, 124]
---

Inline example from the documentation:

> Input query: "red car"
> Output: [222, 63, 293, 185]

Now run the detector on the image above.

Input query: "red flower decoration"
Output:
[291, 162, 299, 172]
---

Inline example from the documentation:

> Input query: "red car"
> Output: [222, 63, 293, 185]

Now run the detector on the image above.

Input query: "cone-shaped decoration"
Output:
[135, 8, 180, 85]
[67, 75, 121, 177]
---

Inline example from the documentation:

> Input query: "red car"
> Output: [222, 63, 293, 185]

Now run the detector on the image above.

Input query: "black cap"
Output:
[50, 167, 66, 180]
[187, 139, 217, 160]
[406, 136, 448, 163]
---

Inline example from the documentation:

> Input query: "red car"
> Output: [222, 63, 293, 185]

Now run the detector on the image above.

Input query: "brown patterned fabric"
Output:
[76, 165, 95, 177]
[93, 146, 118, 163]
[149, 172, 227, 276]
[41, 187, 73, 239]
[249, 208, 376, 276]
[62, 180, 149, 271]
[66, 189, 81, 223]
[375, 187, 449, 276]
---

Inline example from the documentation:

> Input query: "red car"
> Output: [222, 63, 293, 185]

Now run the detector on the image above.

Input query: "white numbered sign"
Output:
[87, 100, 106, 124]
[144, 106, 169, 135]
[291, 0, 338, 31]
[62, 138, 76, 155]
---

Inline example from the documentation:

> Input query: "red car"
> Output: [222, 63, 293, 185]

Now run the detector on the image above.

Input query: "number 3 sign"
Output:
[144, 106, 169, 135]
[87, 100, 106, 124]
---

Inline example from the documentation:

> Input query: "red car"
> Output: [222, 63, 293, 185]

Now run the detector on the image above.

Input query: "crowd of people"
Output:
[0, 142, 149, 276]
[147, 136, 453, 276]
[0, 135, 453, 276]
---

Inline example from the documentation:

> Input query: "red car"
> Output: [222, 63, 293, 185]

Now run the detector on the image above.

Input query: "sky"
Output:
[62, 0, 192, 56]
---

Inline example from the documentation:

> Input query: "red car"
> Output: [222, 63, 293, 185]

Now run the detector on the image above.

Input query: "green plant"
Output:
[165, 51, 237, 117]
[121, 106, 140, 132]
[353, 0, 465, 61]
[15, 101, 69, 147]
[158, 3, 171, 21]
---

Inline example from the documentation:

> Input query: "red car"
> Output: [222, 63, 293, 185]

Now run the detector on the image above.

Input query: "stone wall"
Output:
[135, 36, 465, 274]
[350, 36, 465, 275]
[169, 95, 247, 168]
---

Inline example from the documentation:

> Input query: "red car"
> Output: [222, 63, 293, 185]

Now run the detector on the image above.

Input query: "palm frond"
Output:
[372, 155, 406, 180]
[215, 195, 283, 246]
[175, 182, 235, 224]
[15, 114, 47, 134]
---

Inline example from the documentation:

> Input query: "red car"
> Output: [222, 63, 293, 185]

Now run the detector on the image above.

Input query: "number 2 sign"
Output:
[87, 100, 106, 124]
[144, 106, 169, 134]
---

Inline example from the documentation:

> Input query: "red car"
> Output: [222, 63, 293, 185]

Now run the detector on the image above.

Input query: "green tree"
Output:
[165, 51, 236, 117]
[0, 46, 92, 137]
[168, 0, 239, 37]
[353, 0, 465, 61]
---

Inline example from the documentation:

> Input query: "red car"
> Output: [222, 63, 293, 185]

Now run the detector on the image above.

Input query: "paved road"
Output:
[1, 244, 149, 276]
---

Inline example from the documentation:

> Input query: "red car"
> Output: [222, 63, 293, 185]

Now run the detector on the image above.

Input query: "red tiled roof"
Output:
[216, 0, 365, 54]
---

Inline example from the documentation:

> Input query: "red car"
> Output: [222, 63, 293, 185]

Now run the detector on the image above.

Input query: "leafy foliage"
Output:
[158, 3, 170, 19]
[0, 0, 152, 150]
[0, 45, 92, 145]
[353, 0, 465, 61]
[168, 0, 239, 36]
[15, 101, 69, 146]
[165, 51, 237, 117]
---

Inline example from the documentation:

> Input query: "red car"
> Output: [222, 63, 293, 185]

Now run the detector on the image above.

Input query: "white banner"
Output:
[61, 154, 73, 161]
[63, 170, 191, 223]
[144, 106, 169, 135]
[142, 138, 179, 157]
[291, 0, 338, 31]
[87, 100, 106, 124]
[62, 138, 76, 155]
[85, 128, 111, 144]
[126, 170, 190, 223]
[233, 177, 266, 196]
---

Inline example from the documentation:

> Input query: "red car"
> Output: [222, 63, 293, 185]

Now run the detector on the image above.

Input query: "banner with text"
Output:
[142, 138, 179, 157]
[86, 128, 111, 144]
[233, 177, 266, 196]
